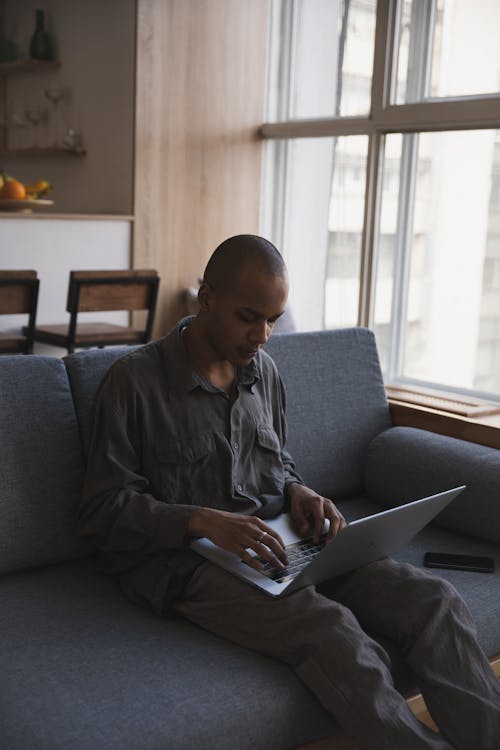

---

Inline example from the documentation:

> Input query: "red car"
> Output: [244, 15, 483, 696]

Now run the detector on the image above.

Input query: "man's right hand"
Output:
[188, 507, 288, 572]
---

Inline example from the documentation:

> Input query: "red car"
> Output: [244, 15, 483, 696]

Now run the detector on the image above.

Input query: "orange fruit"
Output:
[0, 179, 26, 200]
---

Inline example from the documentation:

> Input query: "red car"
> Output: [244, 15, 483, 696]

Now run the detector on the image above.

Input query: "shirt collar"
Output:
[237, 357, 260, 390]
[163, 317, 260, 396]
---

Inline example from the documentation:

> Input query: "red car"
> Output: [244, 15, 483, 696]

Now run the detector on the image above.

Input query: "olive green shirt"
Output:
[79, 318, 303, 614]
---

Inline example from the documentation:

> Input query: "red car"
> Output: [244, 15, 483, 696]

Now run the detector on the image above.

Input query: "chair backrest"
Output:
[64, 269, 159, 347]
[0, 270, 39, 315]
[0, 270, 40, 354]
[66, 269, 159, 313]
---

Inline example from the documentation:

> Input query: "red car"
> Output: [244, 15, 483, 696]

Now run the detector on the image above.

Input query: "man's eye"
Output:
[238, 312, 256, 323]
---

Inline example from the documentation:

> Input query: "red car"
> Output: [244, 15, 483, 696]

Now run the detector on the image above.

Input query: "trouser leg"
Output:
[322, 558, 500, 750]
[174, 562, 453, 750]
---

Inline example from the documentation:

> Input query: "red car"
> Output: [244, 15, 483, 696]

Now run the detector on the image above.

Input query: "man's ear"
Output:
[198, 281, 215, 313]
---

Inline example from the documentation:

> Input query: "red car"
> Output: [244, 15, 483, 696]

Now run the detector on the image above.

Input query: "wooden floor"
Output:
[296, 655, 500, 750]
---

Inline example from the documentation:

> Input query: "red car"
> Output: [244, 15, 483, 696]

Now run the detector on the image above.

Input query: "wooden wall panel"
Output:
[134, 0, 269, 336]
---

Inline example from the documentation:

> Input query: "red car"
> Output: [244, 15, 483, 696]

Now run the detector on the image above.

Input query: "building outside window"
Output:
[261, 0, 500, 400]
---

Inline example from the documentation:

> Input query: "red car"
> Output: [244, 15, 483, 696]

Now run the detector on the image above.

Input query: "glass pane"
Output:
[375, 130, 500, 397]
[266, 0, 376, 121]
[263, 136, 368, 331]
[325, 136, 368, 328]
[372, 134, 403, 373]
[396, 0, 500, 103]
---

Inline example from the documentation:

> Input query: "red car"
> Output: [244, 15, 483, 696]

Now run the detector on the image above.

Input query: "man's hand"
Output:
[287, 483, 346, 544]
[188, 507, 288, 572]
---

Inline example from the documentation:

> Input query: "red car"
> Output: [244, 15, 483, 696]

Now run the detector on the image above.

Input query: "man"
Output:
[80, 235, 500, 750]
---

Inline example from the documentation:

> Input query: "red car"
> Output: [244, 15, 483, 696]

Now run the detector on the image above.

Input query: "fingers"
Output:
[204, 511, 288, 571]
[292, 498, 310, 537]
[224, 514, 288, 570]
[303, 501, 322, 544]
[291, 490, 346, 543]
[323, 500, 347, 542]
[245, 525, 288, 570]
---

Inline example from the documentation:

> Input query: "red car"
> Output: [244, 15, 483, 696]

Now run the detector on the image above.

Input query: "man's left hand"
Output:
[287, 483, 346, 543]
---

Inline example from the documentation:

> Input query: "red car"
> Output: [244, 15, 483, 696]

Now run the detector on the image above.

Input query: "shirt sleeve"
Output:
[79, 366, 198, 556]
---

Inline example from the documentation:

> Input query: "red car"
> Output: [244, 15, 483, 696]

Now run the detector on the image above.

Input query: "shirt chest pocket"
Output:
[256, 426, 281, 453]
[155, 432, 215, 504]
[254, 425, 285, 491]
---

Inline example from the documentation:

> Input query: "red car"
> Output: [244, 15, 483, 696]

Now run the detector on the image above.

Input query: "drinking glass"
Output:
[25, 107, 43, 148]
[44, 87, 64, 148]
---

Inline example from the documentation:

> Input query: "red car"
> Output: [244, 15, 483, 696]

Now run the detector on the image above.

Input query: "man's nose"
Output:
[249, 320, 270, 345]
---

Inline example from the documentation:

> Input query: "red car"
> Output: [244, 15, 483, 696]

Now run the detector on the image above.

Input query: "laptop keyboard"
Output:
[259, 536, 327, 584]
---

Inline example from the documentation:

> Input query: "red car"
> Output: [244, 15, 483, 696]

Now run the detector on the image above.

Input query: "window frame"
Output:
[260, 0, 500, 402]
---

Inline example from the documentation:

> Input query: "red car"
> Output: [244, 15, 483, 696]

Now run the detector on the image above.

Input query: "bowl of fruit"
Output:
[0, 173, 54, 212]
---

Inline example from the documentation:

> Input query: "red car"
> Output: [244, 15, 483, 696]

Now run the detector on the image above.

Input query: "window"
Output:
[262, 0, 500, 400]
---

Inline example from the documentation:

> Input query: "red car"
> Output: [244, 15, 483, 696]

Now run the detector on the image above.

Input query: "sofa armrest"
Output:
[363, 426, 500, 544]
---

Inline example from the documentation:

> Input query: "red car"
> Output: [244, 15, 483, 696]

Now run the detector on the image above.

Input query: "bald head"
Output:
[203, 235, 287, 294]
[192, 235, 288, 367]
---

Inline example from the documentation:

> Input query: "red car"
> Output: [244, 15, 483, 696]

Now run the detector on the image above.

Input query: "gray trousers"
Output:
[174, 558, 500, 750]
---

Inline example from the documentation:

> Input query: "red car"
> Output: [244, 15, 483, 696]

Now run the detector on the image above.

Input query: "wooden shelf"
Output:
[0, 59, 61, 76]
[0, 147, 86, 157]
[0, 212, 134, 221]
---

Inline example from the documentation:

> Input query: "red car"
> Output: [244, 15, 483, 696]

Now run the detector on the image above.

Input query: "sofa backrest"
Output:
[0, 356, 91, 575]
[0, 330, 389, 576]
[266, 328, 391, 497]
[65, 329, 391, 501]
[64, 346, 133, 460]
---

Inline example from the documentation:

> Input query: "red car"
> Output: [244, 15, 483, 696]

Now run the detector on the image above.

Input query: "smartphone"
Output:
[424, 552, 495, 573]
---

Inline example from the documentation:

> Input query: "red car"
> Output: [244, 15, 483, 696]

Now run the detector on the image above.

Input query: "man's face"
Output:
[204, 264, 289, 366]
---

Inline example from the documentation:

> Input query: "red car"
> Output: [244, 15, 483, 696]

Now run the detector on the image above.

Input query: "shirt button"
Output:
[237, 484, 243, 492]
[233, 442, 239, 451]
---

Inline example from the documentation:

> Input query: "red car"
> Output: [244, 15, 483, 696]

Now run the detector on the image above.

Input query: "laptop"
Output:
[190, 486, 465, 597]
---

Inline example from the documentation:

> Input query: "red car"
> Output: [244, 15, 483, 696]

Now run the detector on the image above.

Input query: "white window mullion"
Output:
[358, 130, 383, 327]
[371, 0, 399, 114]
[387, 132, 419, 381]
[358, 0, 397, 328]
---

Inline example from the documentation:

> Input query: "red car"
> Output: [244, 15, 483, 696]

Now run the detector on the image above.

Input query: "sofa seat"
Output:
[0, 557, 340, 750]
[2, 499, 498, 750]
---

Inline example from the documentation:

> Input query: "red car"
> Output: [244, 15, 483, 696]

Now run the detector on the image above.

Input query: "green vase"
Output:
[29, 9, 53, 61]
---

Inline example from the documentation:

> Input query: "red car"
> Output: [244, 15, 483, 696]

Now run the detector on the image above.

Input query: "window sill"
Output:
[387, 385, 500, 451]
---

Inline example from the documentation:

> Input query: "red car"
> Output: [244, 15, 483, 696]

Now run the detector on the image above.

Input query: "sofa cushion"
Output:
[364, 426, 500, 544]
[0, 356, 91, 575]
[266, 328, 392, 497]
[64, 346, 134, 459]
[0, 558, 339, 750]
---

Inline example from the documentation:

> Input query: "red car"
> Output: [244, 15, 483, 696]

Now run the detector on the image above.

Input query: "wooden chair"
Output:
[27, 269, 160, 355]
[0, 270, 40, 354]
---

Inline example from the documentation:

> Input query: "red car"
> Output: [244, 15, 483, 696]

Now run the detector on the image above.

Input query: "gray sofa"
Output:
[1, 327, 499, 750]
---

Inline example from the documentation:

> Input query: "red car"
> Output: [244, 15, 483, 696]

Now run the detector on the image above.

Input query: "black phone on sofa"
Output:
[424, 551, 494, 573]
